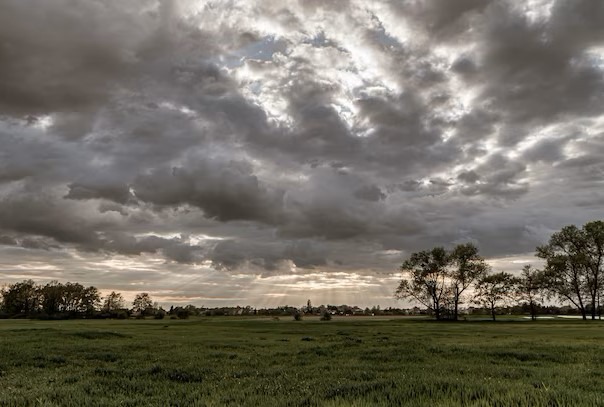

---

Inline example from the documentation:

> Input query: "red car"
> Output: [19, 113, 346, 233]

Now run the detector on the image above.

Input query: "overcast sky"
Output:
[0, 0, 603, 308]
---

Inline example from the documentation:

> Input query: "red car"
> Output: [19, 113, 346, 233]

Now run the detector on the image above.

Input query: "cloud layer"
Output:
[1, 0, 602, 305]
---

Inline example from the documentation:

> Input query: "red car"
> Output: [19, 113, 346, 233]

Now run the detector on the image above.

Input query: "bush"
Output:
[154, 310, 166, 320]
[293, 311, 303, 321]
[115, 310, 128, 319]
[320, 311, 332, 321]
[176, 308, 190, 319]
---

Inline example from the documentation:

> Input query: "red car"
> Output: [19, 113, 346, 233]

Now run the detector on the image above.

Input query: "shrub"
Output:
[176, 308, 190, 319]
[115, 310, 128, 319]
[154, 310, 166, 320]
[293, 311, 303, 321]
[320, 311, 332, 321]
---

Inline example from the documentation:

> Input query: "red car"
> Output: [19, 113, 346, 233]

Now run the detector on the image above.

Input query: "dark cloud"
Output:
[353, 185, 386, 202]
[133, 158, 285, 224]
[0, 0, 602, 301]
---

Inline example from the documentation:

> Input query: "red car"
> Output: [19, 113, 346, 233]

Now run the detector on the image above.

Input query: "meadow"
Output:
[1, 317, 603, 406]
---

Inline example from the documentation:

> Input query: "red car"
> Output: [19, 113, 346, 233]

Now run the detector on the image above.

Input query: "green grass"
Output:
[1, 317, 604, 406]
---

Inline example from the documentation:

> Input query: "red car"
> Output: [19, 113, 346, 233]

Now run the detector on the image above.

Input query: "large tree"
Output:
[449, 243, 489, 320]
[516, 265, 545, 321]
[132, 292, 154, 315]
[102, 291, 125, 313]
[537, 221, 604, 320]
[474, 272, 517, 321]
[0, 280, 39, 316]
[396, 247, 449, 320]
[396, 244, 487, 320]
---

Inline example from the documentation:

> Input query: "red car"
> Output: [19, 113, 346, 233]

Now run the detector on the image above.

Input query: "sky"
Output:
[0, 0, 603, 308]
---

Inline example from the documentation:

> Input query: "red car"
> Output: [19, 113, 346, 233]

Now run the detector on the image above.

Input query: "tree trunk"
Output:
[591, 290, 597, 320]
[491, 306, 496, 321]
[576, 284, 587, 320]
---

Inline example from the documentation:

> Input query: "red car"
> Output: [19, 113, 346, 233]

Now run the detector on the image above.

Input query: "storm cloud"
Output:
[0, 0, 602, 306]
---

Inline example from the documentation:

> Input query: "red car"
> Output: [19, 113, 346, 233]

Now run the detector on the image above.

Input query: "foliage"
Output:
[0, 280, 99, 318]
[132, 293, 154, 315]
[537, 220, 604, 320]
[175, 308, 190, 319]
[320, 311, 332, 321]
[1, 280, 40, 316]
[449, 243, 490, 319]
[396, 244, 488, 320]
[474, 272, 518, 321]
[102, 292, 125, 313]
[516, 265, 546, 321]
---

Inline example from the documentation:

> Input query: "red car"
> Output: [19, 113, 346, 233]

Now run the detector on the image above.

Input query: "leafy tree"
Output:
[396, 247, 449, 320]
[37, 281, 100, 317]
[0, 280, 39, 316]
[78, 285, 101, 315]
[449, 243, 489, 320]
[516, 265, 545, 321]
[396, 244, 487, 320]
[39, 281, 64, 315]
[103, 291, 125, 313]
[474, 272, 517, 321]
[537, 221, 604, 320]
[132, 292, 153, 315]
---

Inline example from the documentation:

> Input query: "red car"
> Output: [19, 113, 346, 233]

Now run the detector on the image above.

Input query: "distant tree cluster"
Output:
[0, 284, 166, 320]
[396, 220, 604, 321]
[0, 280, 100, 319]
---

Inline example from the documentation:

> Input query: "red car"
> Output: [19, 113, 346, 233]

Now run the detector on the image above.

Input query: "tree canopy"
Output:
[396, 243, 488, 320]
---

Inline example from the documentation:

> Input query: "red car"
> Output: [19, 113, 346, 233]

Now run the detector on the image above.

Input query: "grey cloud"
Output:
[475, 1, 604, 126]
[133, 158, 285, 224]
[65, 182, 132, 204]
[389, 0, 493, 39]
[522, 139, 566, 163]
[460, 154, 528, 198]
[0, 0, 146, 115]
[0, 0, 603, 286]
[353, 185, 386, 202]
[457, 170, 480, 184]
[0, 192, 104, 249]
[209, 238, 327, 271]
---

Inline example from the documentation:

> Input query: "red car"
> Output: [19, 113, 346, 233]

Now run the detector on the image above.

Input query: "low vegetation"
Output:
[1, 317, 604, 406]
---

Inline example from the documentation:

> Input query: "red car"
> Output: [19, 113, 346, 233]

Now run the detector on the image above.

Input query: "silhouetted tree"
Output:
[474, 272, 517, 321]
[516, 265, 545, 321]
[0, 280, 39, 316]
[132, 292, 153, 315]
[396, 244, 487, 320]
[537, 220, 604, 320]
[103, 291, 125, 313]
[396, 247, 449, 320]
[449, 243, 489, 320]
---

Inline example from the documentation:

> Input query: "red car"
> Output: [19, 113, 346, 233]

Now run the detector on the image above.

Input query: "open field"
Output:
[1, 317, 604, 406]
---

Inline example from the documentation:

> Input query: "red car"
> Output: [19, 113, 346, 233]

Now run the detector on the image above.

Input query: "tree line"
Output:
[0, 282, 193, 320]
[396, 220, 604, 321]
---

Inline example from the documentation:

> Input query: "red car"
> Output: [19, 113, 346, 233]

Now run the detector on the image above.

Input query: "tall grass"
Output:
[0, 318, 603, 406]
